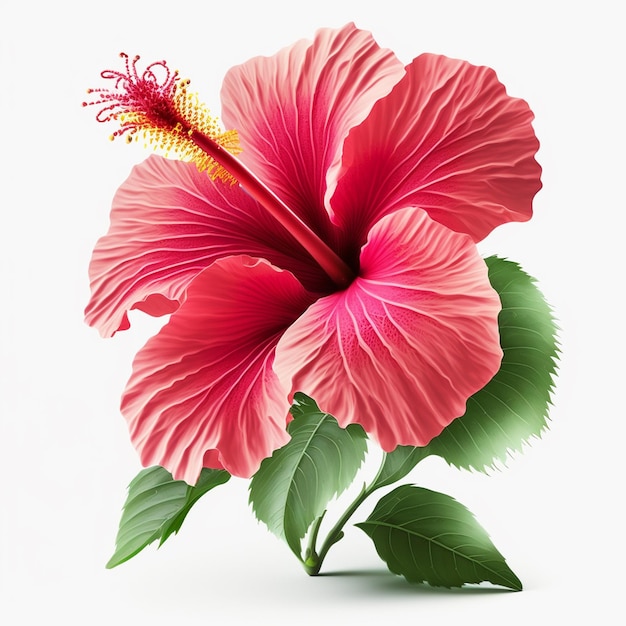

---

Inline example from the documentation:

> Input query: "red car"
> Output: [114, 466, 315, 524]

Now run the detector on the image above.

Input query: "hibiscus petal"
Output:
[331, 53, 541, 246]
[85, 155, 324, 337]
[274, 207, 503, 451]
[221, 23, 404, 241]
[121, 256, 314, 482]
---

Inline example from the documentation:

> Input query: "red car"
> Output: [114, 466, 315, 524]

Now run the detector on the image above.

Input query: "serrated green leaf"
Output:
[423, 256, 559, 471]
[106, 466, 230, 568]
[249, 393, 368, 558]
[356, 485, 521, 590]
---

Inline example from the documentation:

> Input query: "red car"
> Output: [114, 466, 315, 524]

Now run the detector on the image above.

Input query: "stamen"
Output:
[84, 54, 355, 289]
[83, 53, 240, 184]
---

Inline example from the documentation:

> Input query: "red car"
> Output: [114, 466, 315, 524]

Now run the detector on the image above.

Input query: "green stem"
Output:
[303, 510, 326, 565]
[303, 453, 391, 576]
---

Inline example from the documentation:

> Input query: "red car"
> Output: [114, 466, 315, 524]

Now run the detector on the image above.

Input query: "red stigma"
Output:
[83, 53, 186, 140]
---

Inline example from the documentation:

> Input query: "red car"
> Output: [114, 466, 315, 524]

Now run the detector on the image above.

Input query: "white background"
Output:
[1, 1, 622, 623]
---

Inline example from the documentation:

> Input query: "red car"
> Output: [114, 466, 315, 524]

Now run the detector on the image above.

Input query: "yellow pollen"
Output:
[84, 54, 241, 184]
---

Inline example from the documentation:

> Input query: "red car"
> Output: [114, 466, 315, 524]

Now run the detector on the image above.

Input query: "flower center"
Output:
[84, 53, 354, 289]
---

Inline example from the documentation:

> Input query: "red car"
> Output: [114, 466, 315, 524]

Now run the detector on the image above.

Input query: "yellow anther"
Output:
[85, 54, 240, 183]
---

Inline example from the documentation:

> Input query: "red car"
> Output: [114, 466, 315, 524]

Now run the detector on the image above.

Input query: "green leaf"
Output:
[106, 466, 230, 568]
[423, 256, 559, 471]
[356, 485, 522, 590]
[369, 446, 430, 491]
[249, 393, 368, 558]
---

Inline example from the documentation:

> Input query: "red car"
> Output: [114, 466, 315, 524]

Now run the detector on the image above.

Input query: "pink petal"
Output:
[221, 23, 404, 242]
[274, 207, 503, 451]
[331, 54, 542, 245]
[121, 256, 314, 482]
[85, 155, 325, 337]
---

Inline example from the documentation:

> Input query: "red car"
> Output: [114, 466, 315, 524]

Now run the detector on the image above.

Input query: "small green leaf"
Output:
[106, 466, 230, 568]
[423, 256, 559, 471]
[249, 393, 368, 558]
[356, 485, 522, 590]
[369, 446, 430, 491]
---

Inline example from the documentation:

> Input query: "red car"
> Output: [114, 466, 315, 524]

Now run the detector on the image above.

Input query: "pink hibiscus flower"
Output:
[85, 24, 541, 483]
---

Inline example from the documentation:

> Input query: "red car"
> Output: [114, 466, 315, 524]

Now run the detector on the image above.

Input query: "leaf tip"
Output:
[505, 570, 523, 592]
[105, 555, 121, 569]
